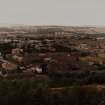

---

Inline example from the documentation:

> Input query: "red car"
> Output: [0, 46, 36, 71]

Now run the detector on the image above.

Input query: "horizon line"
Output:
[0, 23, 105, 28]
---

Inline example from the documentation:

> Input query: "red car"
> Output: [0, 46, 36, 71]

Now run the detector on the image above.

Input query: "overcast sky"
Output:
[0, 0, 105, 26]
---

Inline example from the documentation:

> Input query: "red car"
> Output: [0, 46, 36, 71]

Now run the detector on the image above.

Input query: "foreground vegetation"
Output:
[0, 73, 105, 105]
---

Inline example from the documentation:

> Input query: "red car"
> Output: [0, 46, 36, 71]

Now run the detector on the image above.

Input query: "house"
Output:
[96, 37, 105, 40]
[78, 44, 88, 50]
[2, 62, 17, 72]
[35, 66, 42, 73]
[12, 48, 23, 56]
[12, 55, 23, 64]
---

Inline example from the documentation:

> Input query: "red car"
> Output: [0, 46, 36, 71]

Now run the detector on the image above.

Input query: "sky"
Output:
[0, 0, 105, 26]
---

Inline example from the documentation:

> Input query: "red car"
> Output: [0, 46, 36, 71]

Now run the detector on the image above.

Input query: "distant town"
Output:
[0, 26, 105, 77]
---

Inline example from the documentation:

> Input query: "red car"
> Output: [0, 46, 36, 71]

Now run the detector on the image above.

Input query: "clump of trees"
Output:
[0, 43, 13, 57]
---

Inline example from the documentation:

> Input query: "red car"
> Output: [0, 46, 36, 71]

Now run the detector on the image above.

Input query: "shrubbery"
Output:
[0, 77, 105, 105]
[0, 72, 105, 105]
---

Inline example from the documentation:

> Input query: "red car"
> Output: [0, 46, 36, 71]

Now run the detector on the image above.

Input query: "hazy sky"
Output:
[0, 0, 105, 26]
